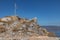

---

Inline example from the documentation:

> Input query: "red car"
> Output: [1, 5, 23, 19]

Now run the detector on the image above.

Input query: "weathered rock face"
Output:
[48, 32, 56, 37]
[0, 16, 56, 39]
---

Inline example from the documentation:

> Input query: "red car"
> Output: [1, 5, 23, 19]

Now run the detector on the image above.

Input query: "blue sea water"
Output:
[41, 26, 60, 37]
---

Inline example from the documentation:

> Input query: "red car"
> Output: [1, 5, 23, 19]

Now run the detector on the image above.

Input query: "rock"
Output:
[48, 32, 56, 37]
[0, 16, 56, 40]
[0, 25, 7, 33]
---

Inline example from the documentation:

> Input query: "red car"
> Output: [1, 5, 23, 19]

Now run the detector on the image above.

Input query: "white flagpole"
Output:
[14, 3, 16, 16]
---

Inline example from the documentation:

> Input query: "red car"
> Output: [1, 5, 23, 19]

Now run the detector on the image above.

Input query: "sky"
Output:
[0, 0, 60, 26]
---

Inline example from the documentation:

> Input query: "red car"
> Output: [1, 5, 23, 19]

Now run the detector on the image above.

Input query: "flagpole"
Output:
[14, 3, 16, 16]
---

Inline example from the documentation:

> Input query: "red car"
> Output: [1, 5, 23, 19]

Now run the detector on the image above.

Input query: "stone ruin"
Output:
[0, 16, 56, 40]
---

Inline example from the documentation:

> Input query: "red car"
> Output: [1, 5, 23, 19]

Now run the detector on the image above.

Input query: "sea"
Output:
[41, 26, 60, 37]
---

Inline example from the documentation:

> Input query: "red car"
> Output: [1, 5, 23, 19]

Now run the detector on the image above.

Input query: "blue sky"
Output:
[0, 0, 60, 26]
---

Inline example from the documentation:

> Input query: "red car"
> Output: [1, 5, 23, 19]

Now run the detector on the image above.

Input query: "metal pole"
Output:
[14, 3, 16, 16]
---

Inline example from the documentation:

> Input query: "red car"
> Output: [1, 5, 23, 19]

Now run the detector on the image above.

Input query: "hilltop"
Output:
[0, 16, 56, 40]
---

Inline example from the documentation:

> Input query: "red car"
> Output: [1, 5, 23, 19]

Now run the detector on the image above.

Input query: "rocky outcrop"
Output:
[48, 32, 56, 37]
[0, 16, 56, 39]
